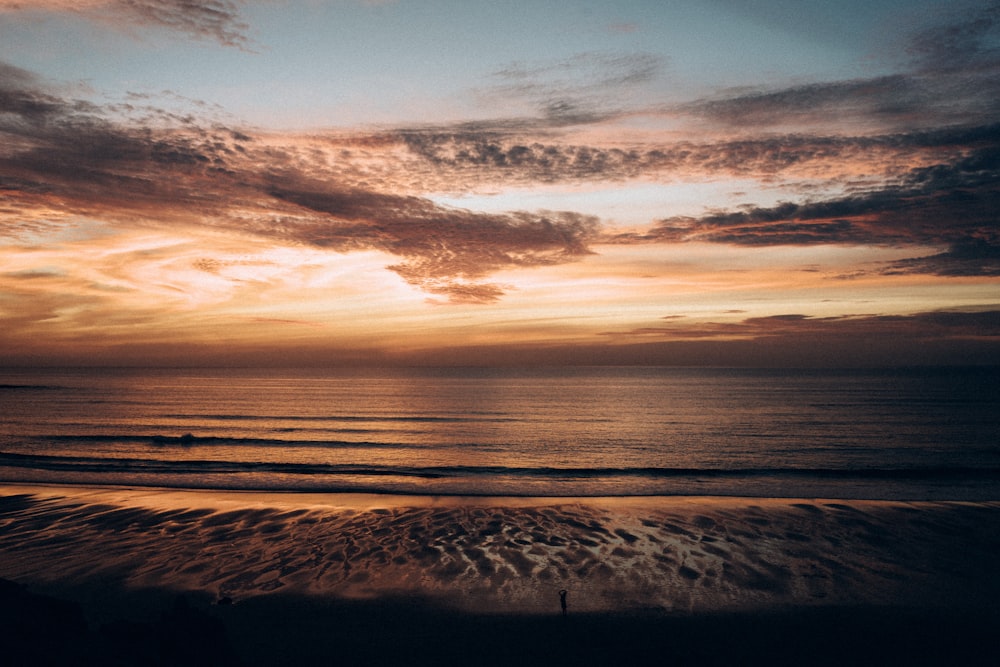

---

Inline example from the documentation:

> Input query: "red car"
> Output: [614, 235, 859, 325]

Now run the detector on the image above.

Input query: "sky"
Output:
[0, 0, 998, 367]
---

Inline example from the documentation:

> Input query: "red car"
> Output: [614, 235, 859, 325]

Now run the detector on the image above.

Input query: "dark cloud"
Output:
[645, 128, 1000, 276]
[603, 310, 1000, 341]
[265, 182, 598, 302]
[682, 3, 1000, 131]
[638, 5, 995, 274]
[394, 129, 650, 183]
[574, 309, 1000, 366]
[682, 75, 930, 128]
[390, 129, 878, 188]
[681, 69, 997, 132]
[385, 118, 1000, 197]
[490, 51, 660, 90]
[0, 77, 246, 223]
[0, 1, 253, 49]
[481, 51, 664, 121]
[0, 61, 69, 119]
[118, 0, 252, 48]
[907, 1, 1000, 75]
[883, 239, 1000, 277]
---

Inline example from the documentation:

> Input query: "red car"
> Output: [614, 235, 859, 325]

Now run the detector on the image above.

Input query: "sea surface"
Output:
[1, 366, 997, 500]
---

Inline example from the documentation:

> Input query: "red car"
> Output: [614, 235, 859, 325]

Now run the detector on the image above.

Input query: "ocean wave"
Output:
[0, 384, 67, 391]
[160, 413, 538, 423]
[41, 434, 425, 449]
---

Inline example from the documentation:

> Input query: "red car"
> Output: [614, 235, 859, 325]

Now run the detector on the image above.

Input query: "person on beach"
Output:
[559, 589, 567, 616]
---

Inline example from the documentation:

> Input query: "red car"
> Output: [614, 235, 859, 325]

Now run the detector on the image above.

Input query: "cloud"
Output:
[907, 1, 1000, 75]
[0, 61, 67, 118]
[602, 310, 1000, 342]
[0, 0, 253, 48]
[576, 309, 1000, 366]
[0, 62, 598, 303]
[682, 4, 1000, 132]
[4, 2, 1000, 302]
[883, 239, 1000, 277]
[389, 123, 980, 192]
[2, 267, 65, 279]
[392, 129, 654, 184]
[376, 80, 1000, 196]
[582, 14, 1000, 261]
[264, 181, 598, 302]
[644, 125, 1000, 276]
[681, 75, 930, 129]
[0, 69, 247, 221]
[488, 51, 662, 95]
[475, 51, 665, 123]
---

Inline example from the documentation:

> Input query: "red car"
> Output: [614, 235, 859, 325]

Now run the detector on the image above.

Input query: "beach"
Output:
[2, 484, 998, 665]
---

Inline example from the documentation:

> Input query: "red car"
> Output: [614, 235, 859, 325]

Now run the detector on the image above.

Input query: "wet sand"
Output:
[1, 484, 998, 665]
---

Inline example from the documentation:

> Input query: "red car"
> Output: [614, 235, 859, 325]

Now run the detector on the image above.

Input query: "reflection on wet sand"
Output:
[1, 486, 997, 614]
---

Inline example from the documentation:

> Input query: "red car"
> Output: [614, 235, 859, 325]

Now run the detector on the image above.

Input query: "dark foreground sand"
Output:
[1, 485, 998, 665]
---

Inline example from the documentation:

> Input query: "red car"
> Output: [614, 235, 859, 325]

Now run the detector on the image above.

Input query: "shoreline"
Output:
[4, 480, 998, 505]
[4, 467, 998, 502]
[4, 483, 999, 664]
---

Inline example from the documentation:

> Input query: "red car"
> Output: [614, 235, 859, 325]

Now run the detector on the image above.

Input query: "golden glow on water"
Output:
[3, 367, 997, 499]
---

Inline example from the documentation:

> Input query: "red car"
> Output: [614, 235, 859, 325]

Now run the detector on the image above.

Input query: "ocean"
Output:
[1, 366, 997, 500]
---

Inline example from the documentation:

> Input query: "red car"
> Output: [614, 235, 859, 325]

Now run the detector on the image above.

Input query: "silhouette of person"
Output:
[559, 589, 567, 616]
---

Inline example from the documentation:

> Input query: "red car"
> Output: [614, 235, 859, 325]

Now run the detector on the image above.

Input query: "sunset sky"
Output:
[1, 0, 998, 367]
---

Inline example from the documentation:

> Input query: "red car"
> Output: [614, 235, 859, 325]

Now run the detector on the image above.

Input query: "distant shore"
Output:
[2, 484, 998, 665]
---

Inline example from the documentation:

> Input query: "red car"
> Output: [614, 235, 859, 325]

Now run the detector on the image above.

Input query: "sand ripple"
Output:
[1, 488, 998, 613]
